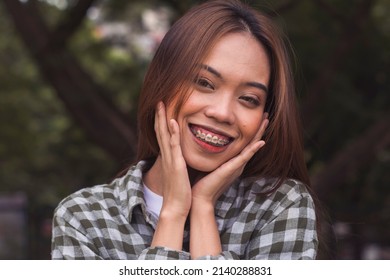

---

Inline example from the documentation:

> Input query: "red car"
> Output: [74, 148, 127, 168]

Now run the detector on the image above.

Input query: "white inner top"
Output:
[143, 183, 163, 217]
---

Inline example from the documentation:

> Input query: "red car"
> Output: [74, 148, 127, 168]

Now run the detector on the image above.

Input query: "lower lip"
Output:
[189, 128, 230, 154]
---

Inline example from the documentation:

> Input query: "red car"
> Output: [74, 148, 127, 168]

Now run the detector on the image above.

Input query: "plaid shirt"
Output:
[51, 160, 318, 260]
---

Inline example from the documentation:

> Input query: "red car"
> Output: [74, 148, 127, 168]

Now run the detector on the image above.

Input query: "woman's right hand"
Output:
[154, 101, 192, 220]
[150, 102, 191, 251]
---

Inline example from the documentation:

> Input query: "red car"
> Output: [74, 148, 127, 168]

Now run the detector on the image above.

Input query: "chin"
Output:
[184, 155, 224, 173]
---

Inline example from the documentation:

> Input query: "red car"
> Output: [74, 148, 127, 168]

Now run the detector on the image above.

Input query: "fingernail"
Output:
[258, 140, 266, 148]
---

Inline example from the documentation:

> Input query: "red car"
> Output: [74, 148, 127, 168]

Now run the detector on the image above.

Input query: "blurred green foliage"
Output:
[0, 2, 116, 206]
[0, 0, 389, 259]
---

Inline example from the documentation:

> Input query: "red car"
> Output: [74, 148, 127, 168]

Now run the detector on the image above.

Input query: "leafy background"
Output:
[0, 0, 388, 259]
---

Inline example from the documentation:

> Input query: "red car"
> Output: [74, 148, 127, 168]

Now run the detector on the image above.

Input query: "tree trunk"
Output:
[3, 0, 137, 164]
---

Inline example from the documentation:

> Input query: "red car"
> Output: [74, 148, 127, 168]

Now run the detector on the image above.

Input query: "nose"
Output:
[204, 95, 235, 124]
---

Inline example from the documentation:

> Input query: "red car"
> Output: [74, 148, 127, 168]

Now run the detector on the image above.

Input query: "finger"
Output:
[169, 119, 185, 168]
[242, 140, 265, 162]
[233, 140, 265, 168]
[154, 102, 171, 159]
[212, 140, 265, 182]
[263, 112, 269, 121]
[251, 113, 269, 144]
[154, 102, 165, 150]
[168, 119, 184, 157]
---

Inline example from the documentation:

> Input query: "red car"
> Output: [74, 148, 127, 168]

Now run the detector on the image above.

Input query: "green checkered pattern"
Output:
[52, 161, 318, 259]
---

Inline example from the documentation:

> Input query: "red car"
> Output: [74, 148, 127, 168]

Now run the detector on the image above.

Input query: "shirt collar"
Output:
[116, 160, 158, 227]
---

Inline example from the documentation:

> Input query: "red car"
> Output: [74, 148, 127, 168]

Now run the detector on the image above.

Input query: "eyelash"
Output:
[240, 96, 261, 107]
[194, 77, 215, 90]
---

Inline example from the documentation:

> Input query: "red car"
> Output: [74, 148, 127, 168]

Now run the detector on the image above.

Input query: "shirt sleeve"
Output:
[139, 248, 239, 260]
[52, 206, 192, 260]
[245, 190, 318, 260]
[138, 247, 191, 260]
[194, 251, 240, 260]
[52, 198, 193, 260]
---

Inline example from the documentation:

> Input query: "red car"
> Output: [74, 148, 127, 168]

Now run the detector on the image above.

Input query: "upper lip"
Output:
[189, 123, 235, 140]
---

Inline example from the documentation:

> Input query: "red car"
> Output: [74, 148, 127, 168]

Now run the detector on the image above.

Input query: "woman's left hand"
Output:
[191, 114, 269, 205]
[189, 114, 268, 259]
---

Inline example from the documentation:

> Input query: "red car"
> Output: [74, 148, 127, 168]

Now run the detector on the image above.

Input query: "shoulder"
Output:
[247, 177, 313, 200]
[269, 179, 316, 217]
[242, 177, 316, 215]
[272, 179, 314, 204]
[55, 183, 116, 214]
[243, 178, 318, 259]
[53, 161, 147, 219]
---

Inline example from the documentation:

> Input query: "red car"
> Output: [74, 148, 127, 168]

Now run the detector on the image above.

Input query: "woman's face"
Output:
[167, 32, 270, 172]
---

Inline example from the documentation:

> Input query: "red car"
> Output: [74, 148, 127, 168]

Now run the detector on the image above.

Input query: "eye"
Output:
[194, 77, 215, 90]
[239, 95, 261, 107]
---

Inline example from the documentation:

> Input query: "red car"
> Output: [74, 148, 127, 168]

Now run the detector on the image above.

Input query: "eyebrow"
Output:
[199, 64, 269, 94]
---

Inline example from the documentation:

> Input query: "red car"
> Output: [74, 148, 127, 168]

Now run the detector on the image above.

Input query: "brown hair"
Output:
[137, 0, 309, 186]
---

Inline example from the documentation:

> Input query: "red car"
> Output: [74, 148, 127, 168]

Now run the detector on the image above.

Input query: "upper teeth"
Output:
[195, 130, 229, 146]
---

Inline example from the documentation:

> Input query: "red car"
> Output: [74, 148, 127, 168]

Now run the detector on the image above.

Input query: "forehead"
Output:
[199, 32, 270, 84]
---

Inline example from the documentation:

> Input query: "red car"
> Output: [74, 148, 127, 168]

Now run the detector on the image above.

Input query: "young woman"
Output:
[52, 0, 319, 259]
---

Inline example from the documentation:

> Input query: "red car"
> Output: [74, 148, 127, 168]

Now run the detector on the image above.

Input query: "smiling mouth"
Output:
[189, 124, 233, 147]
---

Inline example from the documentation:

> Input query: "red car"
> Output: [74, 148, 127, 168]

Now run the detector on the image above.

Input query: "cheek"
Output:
[165, 97, 182, 121]
[241, 118, 262, 140]
[166, 89, 198, 121]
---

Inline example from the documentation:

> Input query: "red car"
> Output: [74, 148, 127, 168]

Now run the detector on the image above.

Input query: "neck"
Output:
[187, 165, 207, 185]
